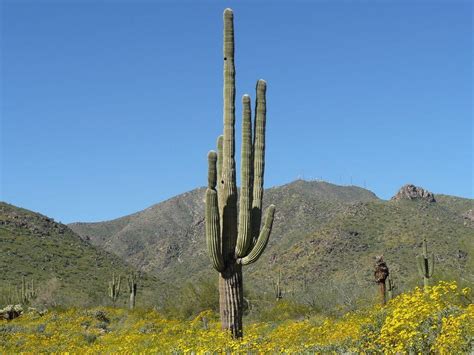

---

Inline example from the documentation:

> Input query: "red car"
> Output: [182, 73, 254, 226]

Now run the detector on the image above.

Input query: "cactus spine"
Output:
[108, 273, 121, 305]
[205, 8, 275, 338]
[416, 237, 434, 291]
[127, 273, 138, 310]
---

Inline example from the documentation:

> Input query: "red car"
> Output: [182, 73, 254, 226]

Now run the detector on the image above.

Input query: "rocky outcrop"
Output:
[0, 305, 23, 320]
[462, 209, 474, 222]
[391, 184, 435, 202]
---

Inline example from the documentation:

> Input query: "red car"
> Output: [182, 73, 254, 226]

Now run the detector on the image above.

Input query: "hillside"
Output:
[0, 202, 169, 307]
[69, 181, 378, 276]
[69, 180, 473, 308]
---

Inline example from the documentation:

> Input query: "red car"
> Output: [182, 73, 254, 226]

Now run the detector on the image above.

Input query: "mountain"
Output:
[69, 180, 474, 308]
[69, 181, 378, 276]
[0, 202, 169, 307]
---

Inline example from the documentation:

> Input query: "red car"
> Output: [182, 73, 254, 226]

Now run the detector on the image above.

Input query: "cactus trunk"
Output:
[219, 264, 243, 337]
[386, 276, 395, 301]
[127, 273, 138, 310]
[374, 256, 389, 306]
[205, 8, 275, 338]
[379, 282, 386, 305]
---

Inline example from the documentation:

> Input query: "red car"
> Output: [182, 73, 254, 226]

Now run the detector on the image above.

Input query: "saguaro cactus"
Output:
[386, 275, 395, 301]
[416, 237, 434, 291]
[108, 273, 121, 305]
[127, 273, 138, 310]
[205, 8, 275, 338]
[273, 269, 283, 301]
[374, 256, 389, 305]
[20, 277, 37, 304]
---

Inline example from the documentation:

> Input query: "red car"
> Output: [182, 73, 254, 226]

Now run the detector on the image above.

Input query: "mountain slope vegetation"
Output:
[0, 202, 168, 307]
[69, 180, 473, 309]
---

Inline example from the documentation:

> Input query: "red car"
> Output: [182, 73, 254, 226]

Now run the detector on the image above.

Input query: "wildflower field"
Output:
[1, 281, 472, 353]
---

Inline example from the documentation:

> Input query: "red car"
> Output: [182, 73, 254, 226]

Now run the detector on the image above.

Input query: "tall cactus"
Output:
[416, 236, 434, 291]
[205, 8, 275, 338]
[127, 273, 138, 310]
[108, 273, 121, 305]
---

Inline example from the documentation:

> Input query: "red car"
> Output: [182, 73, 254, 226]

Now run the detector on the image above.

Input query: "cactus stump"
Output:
[374, 256, 389, 305]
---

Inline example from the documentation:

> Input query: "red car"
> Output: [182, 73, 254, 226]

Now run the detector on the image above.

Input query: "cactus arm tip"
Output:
[208, 150, 218, 188]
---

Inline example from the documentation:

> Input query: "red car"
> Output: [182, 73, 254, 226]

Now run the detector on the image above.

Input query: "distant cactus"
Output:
[374, 256, 389, 305]
[127, 273, 138, 310]
[20, 277, 37, 304]
[205, 8, 275, 338]
[386, 275, 396, 301]
[301, 272, 308, 293]
[108, 273, 121, 305]
[416, 237, 434, 291]
[273, 270, 283, 301]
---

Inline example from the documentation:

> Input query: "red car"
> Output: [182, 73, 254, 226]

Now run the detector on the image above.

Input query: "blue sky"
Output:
[1, 0, 472, 223]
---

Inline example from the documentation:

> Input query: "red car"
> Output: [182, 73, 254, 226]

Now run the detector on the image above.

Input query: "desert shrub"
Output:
[162, 278, 219, 319]
[259, 299, 312, 322]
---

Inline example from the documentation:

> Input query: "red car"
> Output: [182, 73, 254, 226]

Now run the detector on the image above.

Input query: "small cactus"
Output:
[127, 273, 138, 310]
[386, 275, 396, 300]
[416, 237, 434, 291]
[273, 269, 283, 301]
[301, 272, 308, 293]
[108, 273, 121, 305]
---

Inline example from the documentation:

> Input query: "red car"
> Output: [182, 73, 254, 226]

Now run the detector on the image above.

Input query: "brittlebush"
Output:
[0, 281, 472, 353]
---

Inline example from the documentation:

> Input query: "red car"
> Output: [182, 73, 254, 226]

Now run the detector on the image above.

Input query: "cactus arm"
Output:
[206, 188, 225, 272]
[428, 253, 435, 277]
[217, 135, 223, 187]
[21, 276, 26, 303]
[236, 95, 254, 257]
[127, 274, 135, 294]
[208, 151, 218, 188]
[250, 80, 267, 243]
[422, 237, 428, 257]
[206, 150, 224, 271]
[237, 204, 275, 265]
